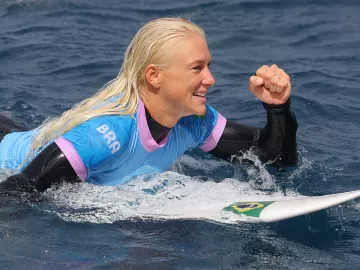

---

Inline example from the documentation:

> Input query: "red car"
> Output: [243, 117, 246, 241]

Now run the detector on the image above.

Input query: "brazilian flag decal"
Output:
[223, 201, 274, 217]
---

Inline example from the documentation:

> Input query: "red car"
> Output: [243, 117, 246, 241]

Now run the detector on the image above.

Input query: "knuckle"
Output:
[256, 65, 267, 76]
[280, 81, 288, 88]
[271, 76, 278, 82]
[264, 72, 273, 80]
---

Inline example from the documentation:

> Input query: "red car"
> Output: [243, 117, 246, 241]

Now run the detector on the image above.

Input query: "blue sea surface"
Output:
[1, 0, 360, 269]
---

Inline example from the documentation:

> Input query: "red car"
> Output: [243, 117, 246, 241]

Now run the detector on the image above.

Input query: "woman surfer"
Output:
[0, 18, 298, 193]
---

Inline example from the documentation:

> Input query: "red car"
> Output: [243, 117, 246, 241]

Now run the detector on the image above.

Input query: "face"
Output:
[158, 35, 215, 117]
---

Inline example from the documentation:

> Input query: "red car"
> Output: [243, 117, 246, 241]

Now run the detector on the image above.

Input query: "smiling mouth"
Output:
[193, 93, 206, 98]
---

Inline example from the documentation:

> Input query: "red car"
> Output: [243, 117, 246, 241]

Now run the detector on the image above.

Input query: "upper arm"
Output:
[55, 116, 132, 180]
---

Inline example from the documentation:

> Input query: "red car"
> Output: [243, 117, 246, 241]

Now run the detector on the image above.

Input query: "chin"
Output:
[193, 105, 207, 116]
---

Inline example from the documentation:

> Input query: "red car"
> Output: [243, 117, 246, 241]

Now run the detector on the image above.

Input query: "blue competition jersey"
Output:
[0, 101, 226, 186]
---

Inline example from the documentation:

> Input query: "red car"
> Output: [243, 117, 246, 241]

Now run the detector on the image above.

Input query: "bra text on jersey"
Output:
[96, 124, 120, 154]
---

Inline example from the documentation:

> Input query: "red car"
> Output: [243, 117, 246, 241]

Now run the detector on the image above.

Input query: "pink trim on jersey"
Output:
[137, 100, 170, 152]
[199, 113, 227, 152]
[55, 137, 87, 181]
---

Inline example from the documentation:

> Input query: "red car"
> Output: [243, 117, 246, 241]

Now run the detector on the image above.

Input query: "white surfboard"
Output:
[223, 190, 360, 223]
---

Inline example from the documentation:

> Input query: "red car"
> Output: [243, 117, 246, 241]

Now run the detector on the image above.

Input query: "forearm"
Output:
[258, 99, 298, 166]
[209, 99, 298, 166]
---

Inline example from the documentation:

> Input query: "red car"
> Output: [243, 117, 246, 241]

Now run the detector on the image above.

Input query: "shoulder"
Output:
[57, 114, 136, 180]
[177, 105, 227, 151]
[65, 114, 134, 138]
[89, 114, 135, 141]
[74, 114, 134, 131]
[62, 114, 135, 155]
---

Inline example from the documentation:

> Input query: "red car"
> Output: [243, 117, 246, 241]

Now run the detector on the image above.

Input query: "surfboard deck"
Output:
[223, 190, 360, 223]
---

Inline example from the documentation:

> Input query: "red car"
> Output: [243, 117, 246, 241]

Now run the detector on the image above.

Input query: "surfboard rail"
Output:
[223, 190, 360, 223]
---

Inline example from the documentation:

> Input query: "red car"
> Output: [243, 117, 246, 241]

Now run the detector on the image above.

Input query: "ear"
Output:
[145, 64, 161, 88]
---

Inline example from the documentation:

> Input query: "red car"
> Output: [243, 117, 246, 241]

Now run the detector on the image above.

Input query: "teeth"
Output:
[194, 93, 205, 97]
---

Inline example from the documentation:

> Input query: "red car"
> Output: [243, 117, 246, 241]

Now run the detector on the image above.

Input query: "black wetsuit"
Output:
[1, 99, 297, 193]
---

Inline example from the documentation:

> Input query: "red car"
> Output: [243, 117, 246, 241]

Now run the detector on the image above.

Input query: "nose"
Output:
[203, 67, 216, 87]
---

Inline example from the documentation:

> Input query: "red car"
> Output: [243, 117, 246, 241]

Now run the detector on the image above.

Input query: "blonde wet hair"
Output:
[24, 17, 205, 163]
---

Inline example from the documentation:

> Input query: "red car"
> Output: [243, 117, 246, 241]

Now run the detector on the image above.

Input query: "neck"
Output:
[140, 89, 181, 128]
[145, 106, 171, 144]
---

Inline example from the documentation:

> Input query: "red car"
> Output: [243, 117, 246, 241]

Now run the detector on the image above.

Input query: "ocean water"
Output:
[1, 0, 360, 269]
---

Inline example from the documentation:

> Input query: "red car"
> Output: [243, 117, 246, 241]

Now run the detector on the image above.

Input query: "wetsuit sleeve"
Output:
[208, 99, 298, 166]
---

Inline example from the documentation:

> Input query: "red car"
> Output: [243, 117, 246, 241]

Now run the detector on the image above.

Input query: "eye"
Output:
[192, 65, 203, 72]
[191, 62, 212, 73]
